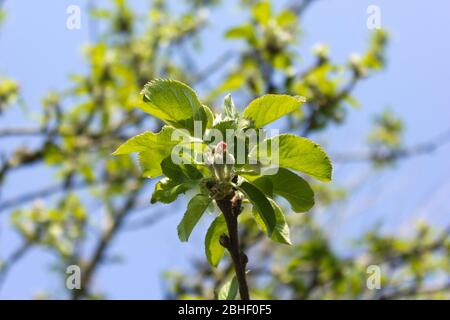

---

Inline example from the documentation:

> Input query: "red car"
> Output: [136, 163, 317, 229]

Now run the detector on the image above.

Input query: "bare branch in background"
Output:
[289, 0, 319, 16]
[192, 50, 236, 85]
[0, 127, 46, 137]
[0, 241, 32, 291]
[333, 127, 450, 163]
[123, 209, 177, 232]
[71, 182, 143, 300]
[0, 180, 102, 214]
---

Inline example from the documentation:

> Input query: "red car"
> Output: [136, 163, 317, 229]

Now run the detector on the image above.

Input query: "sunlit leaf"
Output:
[140, 79, 205, 132]
[205, 214, 228, 267]
[223, 94, 237, 119]
[218, 275, 238, 300]
[251, 1, 271, 25]
[177, 194, 211, 242]
[225, 24, 255, 42]
[253, 198, 291, 245]
[151, 158, 203, 204]
[251, 134, 332, 182]
[113, 126, 201, 178]
[243, 94, 305, 128]
[253, 168, 314, 212]
[112, 126, 176, 156]
[239, 181, 275, 236]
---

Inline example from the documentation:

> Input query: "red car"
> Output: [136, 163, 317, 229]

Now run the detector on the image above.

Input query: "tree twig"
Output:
[216, 193, 250, 300]
[332, 127, 450, 163]
[0, 241, 32, 291]
[0, 180, 103, 214]
[0, 127, 45, 138]
[192, 50, 236, 85]
[71, 183, 142, 300]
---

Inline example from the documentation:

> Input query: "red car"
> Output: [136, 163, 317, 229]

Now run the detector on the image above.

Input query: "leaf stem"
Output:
[216, 193, 250, 300]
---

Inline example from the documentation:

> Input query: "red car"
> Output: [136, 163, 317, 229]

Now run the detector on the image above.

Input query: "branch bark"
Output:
[71, 183, 142, 300]
[216, 193, 250, 300]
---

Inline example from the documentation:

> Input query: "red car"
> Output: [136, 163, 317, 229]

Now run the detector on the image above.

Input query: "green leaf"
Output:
[251, 1, 271, 25]
[254, 168, 314, 212]
[113, 126, 178, 178]
[225, 24, 255, 41]
[251, 134, 332, 182]
[218, 275, 238, 300]
[160, 157, 203, 181]
[276, 10, 297, 28]
[139, 79, 205, 132]
[223, 94, 237, 119]
[193, 104, 210, 135]
[239, 181, 276, 236]
[205, 214, 228, 267]
[251, 177, 273, 197]
[253, 199, 291, 245]
[151, 158, 203, 204]
[112, 126, 175, 156]
[137, 151, 167, 178]
[151, 178, 195, 204]
[113, 126, 202, 178]
[243, 94, 305, 128]
[0, 10, 5, 25]
[210, 119, 237, 139]
[203, 105, 214, 128]
[177, 194, 211, 242]
[219, 72, 246, 92]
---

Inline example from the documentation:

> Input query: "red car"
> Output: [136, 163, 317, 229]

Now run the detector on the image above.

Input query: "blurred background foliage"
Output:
[0, 0, 450, 299]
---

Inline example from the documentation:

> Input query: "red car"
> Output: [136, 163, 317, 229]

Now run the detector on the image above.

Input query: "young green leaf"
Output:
[151, 159, 203, 204]
[192, 104, 211, 135]
[243, 94, 305, 128]
[218, 275, 238, 300]
[225, 24, 255, 42]
[160, 157, 203, 181]
[113, 125, 202, 178]
[239, 181, 276, 236]
[251, 134, 332, 182]
[177, 194, 211, 242]
[140, 79, 201, 121]
[151, 178, 195, 204]
[205, 214, 228, 267]
[223, 94, 237, 119]
[253, 168, 314, 212]
[211, 119, 237, 139]
[139, 79, 206, 132]
[112, 126, 175, 156]
[251, 176, 273, 197]
[251, 1, 272, 26]
[253, 198, 291, 245]
[113, 126, 178, 178]
[202, 105, 214, 128]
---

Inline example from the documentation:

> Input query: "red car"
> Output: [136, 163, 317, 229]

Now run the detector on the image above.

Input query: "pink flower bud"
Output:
[215, 141, 227, 154]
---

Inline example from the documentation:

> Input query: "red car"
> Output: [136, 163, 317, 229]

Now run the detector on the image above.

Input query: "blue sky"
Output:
[0, 0, 449, 299]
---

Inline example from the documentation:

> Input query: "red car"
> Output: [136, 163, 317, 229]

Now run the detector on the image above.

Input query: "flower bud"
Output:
[215, 141, 227, 154]
[204, 141, 235, 181]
